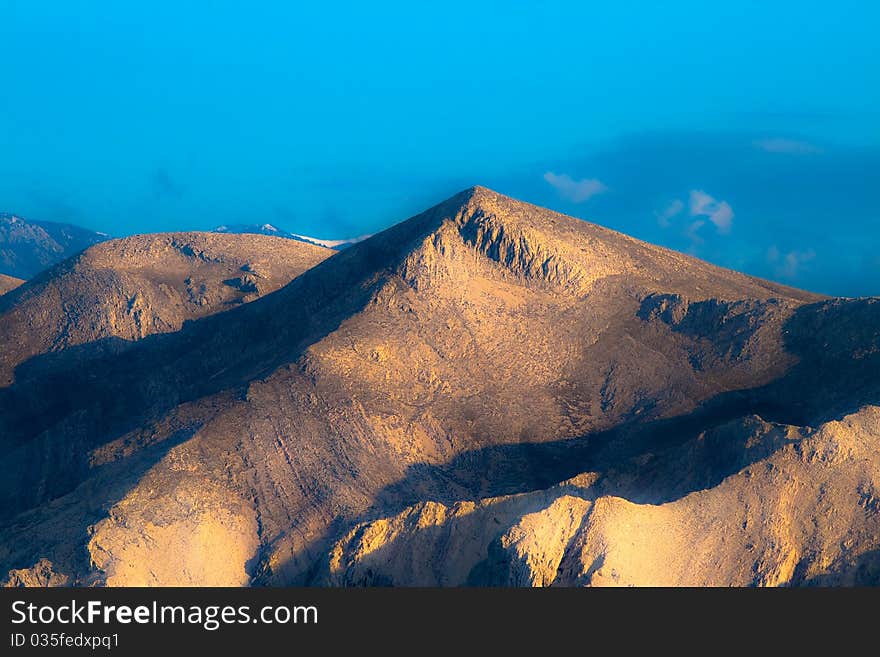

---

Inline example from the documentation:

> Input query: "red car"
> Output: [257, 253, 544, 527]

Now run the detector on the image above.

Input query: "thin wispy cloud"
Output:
[543, 172, 607, 203]
[685, 219, 706, 247]
[656, 199, 684, 228]
[689, 190, 733, 234]
[754, 138, 822, 155]
[767, 246, 816, 279]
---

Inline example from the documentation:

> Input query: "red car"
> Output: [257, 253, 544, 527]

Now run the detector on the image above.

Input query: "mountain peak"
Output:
[419, 184, 600, 237]
[0, 231, 333, 386]
[461, 184, 496, 199]
[354, 185, 814, 303]
[438, 185, 520, 215]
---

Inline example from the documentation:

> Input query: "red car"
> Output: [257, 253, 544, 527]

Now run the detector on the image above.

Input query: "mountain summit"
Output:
[1, 187, 878, 587]
[0, 231, 333, 386]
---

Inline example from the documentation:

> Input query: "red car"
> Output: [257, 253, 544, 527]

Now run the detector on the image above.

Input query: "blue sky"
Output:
[1, 1, 878, 295]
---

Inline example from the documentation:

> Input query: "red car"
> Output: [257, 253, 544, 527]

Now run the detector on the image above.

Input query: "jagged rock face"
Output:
[1, 187, 878, 588]
[325, 407, 880, 586]
[325, 475, 599, 586]
[0, 213, 107, 279]
[0, 274, 23, 296]
[0, 232, 333, 385]
[4, 559, 69, 587]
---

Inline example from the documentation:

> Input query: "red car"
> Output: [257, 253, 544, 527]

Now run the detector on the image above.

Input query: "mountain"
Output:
[0, 213, 108, 279]
[213, 223, 370, 249]
[0, 232, 333, 387]
[287, 233, 372, 250]
[325, 406, 880, 586]
[1, 186, 878, 587]
[0, 274, 23, 296]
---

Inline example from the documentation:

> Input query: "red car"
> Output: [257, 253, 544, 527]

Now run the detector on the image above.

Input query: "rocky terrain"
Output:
[0, 213, 108, 279]
[0, 232, 332, 386]
[1, 187, 878, 587]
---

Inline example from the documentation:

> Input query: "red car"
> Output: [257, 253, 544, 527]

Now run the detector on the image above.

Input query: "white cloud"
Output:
[767, 246, 816, 279]
[689, 190, 733, 234]
[543, 172, 607, 203]
[656, 199, 684, 228]
[754, 138, 822, 155]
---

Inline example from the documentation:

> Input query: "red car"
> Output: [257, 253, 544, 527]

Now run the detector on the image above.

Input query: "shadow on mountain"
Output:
[0, 245, 388, 523]
[285, 298, 880, 584]
[362, 394, 795, 520]
[803, 548, 880, 586]
[0, 195, 467, 526]
[0, 426, 196, 583]
[2, 242, 878, 581]
[363, 300, 880, 514]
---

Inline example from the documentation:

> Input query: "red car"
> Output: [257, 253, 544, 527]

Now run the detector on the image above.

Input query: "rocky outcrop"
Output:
[325, 474, 598, 586]
[3, 559, 69, 587]
[326, 407, 880, 587]
[87, 474, 259, 587]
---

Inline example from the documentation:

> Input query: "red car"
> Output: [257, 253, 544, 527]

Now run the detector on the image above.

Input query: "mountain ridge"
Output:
[0, 213, 108, 279]
[1, 186, 876, 588]
[0, 231, 333, 386]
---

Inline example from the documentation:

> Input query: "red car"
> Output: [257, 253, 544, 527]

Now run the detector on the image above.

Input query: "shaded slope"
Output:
[325, 406, 880, 586]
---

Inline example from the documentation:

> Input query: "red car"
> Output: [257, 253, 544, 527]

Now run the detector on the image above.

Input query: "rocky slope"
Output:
[0, 274, 23, 296]
[1, 187, 877, 587]
[0, 213, 107, 279]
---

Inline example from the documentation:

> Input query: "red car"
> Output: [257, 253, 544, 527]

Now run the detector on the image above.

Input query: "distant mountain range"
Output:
[0, 213, 367, 285]
[212, 223, 371, 250]
[1, 187, 878, 587]
[0, 213, 108, 279]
